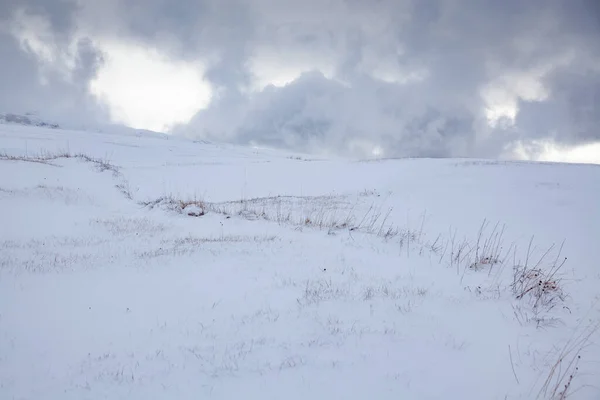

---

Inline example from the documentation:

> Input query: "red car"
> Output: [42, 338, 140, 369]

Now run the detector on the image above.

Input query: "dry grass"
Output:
[511, 239, 568, 315]
[443, 220, 568, 313]
[469, 219, 506, 270]
[535, 321, 599, 399]
[442, 219, 509, 279]
[1, 151, 137, 202]
[1, 251, 94, 274]
[140, 194, 401, 240]
[298, 278, 429, 307]
[171, 234, 278, 246]
[0, 151, 120, 175]
[91, 217, 167, 236]
[115, 182, 134, 200]
[139, 196, 207, 216]
[137, 234, 278, 260]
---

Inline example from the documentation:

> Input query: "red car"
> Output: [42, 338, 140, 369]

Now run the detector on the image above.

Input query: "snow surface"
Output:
[1, 123, 599, 399]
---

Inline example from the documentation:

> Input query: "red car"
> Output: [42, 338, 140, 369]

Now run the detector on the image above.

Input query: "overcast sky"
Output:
[1, 0, 599, 162]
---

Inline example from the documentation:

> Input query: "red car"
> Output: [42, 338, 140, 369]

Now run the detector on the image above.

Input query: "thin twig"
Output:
[509, 345, 520, 385]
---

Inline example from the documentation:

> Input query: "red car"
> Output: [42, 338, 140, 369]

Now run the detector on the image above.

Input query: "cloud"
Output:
[0, 0, 108, 125]
[0, 30, 107, 125]
[0, 0, 77, 36]
[0, 0, 599, 161]
[173, 0, 600, 159]
[175, 71, 479, 158]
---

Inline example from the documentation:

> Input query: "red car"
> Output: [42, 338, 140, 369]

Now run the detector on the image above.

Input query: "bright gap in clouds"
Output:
[90, 42, 211, 132]
[514, 140, 600, 165]
[537, 142, 600, 165]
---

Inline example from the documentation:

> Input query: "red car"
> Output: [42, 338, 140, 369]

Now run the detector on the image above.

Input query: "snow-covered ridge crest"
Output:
[0, 112, 60, 129]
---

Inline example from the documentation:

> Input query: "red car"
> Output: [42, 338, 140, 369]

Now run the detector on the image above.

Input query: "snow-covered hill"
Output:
[0, 112, 60, 129]
[1, 123, 598, 399]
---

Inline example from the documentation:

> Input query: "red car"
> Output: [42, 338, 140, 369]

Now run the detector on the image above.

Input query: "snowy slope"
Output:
[1, 123, 599, 400]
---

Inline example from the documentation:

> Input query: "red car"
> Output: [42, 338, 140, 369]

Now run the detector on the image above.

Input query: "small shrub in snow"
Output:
[468, 220, 505, 271]
[183, 204, 205, 217]
[512, 264, 565, 313]
[511, 241, 567, 314]
[139, 196, 206, 216]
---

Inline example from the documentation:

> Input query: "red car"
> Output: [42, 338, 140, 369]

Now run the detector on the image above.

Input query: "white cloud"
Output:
[482, 71, 551, 127]
[249, 48, 336, 90]
[481, 51, 576, 127]
[516, 140, 600, 165]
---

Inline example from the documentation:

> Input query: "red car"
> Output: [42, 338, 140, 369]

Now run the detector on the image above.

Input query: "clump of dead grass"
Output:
[511, 239, 568, 315]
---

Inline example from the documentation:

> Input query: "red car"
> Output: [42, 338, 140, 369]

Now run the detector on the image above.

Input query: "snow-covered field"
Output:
[1, 123, 599, 399]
